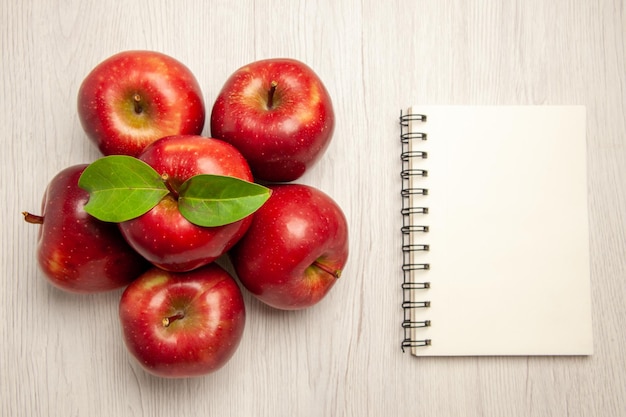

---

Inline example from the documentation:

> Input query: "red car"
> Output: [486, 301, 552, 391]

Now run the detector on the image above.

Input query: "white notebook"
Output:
[400, 105, 593, 356]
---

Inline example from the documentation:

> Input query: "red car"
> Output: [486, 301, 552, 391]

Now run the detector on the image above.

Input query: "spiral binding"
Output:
[400, 110, 431, 351]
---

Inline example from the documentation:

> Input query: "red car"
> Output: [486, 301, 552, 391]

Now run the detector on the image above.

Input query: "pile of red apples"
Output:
[23, 50, 349, 378]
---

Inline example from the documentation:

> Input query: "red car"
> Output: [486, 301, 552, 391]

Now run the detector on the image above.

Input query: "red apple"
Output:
[230, 184, 349, 310]
[23, 165, 150, 293]
[77, 50, 205, 157]
[210, 58, 335, 182]
[119, 264, 245, 378]
[118, 135, 255, 272]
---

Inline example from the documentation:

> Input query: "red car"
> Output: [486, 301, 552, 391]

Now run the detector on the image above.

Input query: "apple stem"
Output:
[162, 312, 185, 327]
[312, 260, 341, 279]
[22, 212, 44, 224]
[161, 174, 179, 199]
[267, 81, 278, 109]
[133, 94, 143, 114]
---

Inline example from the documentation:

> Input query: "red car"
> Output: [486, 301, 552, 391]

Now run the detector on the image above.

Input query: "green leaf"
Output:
[78, 155, 169, 222]
[178, 175, 271, 227]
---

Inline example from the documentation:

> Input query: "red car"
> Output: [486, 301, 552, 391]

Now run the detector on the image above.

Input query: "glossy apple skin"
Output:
[25, 165, 150, 293]
[78, 50, 205, 157]
[230, 184, 349, 310]
[118, 135, 254, 272]
[119, 264, 246, 378]
[210, 58, 335, 182]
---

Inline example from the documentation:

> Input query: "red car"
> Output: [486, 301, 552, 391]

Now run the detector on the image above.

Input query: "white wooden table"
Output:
[2, 1, 624, 415]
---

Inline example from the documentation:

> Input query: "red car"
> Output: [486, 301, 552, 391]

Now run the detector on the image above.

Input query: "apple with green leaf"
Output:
[119, 263, 246, 378]
[78, 135, 270, 272]
[77, 50, 205, 157]
[230, 184, 349, 310]
[210, 58, 335, 182]
[23, 165, 150, 293]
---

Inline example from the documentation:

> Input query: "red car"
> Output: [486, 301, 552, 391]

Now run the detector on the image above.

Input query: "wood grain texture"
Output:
[2, 0, 625, 416]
